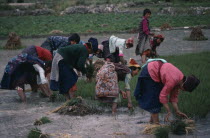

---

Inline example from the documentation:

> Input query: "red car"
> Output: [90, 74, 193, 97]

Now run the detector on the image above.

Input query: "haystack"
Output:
[4, 32, 22, 49]
[160, 23, 172, 30]
[49, 30, 63, 34]
[188, 27, 208, 41]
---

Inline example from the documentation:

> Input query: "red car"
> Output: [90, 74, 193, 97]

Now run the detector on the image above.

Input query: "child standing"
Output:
[135, 9, 154, 60]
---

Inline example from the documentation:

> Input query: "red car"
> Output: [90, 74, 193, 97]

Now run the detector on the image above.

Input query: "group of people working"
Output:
[0, 8, 200, 124]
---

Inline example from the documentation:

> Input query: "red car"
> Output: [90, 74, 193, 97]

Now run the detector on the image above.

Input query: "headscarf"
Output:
[183, 75, 200, 92]
[128, 58, 140, 68]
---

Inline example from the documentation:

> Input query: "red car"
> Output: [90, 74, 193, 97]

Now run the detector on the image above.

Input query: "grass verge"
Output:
[0, 13, 210, 37]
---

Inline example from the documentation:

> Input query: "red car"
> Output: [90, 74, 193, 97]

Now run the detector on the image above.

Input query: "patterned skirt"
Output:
[95, 62, 119, 98]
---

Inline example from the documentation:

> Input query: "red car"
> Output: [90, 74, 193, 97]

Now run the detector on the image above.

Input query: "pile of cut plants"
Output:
[28, 128, 72, 138]
[142, 119, 195, 138]
[34, 117, 51, 126]
[185, 26, 208, 41]
[50, 96, 102, 116]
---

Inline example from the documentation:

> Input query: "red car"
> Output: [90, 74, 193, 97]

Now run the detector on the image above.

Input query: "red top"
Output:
[148, 61, 184, 104]
[142, 16, 150, 35]
[35, 46, 52, 61]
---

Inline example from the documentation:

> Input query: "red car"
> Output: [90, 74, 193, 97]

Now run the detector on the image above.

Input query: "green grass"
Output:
[75, 52, 210, 118]
[39, 116, 51, 124]
[154, 126, 170, 138]
[170, 120, 187, 135]
[163, 52, 210, 118]
[0, 13, 210, 37]
[27, 128, 42, 138]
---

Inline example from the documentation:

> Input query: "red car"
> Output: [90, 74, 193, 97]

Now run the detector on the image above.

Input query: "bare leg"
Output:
[112, 102, 117, 115]
[149, 115, 153, 124]
[69, 91, 75, 99]
[64, 91, 75, 101]
[39, 83, 52, 97]
[151, 113, 159, 124]
[16, 87, 26, 103]
[65, 93, 70, 100]
[67, 84, 77, 100]
[141, 55, 147, 64]
[30, 84, 38, 93]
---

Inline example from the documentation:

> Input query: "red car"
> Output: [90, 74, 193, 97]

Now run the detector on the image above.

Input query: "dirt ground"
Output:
[0, 30, 210, 138]
[1, 89, 210, 138]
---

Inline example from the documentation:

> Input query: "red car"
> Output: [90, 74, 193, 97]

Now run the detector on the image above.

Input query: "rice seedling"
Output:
[40, 116, 51, 124]
[39, 91, 48, 98]
[49, 91, 57, 102]
[34, 116, 51, 126]
[170, 120, 187, 135]
[27, 128, 42, 138]
[154, 126, 170, 138]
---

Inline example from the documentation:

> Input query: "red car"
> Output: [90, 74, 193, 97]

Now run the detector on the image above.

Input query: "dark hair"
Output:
[129, 66, 141, 71]
[88, 37, 98, 53]
[68, 33, 80, 44]
[154, 36, 164, 42]
[126, 43, 133, 48]
[143, 9, 151, 16]
[153, 38, 161, 47]
[44, 60, 52, 69]
[85, 42, 93, 53]
[183, 75, 200, 92]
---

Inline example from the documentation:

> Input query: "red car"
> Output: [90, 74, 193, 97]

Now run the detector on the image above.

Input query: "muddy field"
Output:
[0, 29, 210, 138]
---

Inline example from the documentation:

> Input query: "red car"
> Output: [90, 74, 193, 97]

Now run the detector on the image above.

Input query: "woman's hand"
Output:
[164, 112, 171, 122]
[176, 110, 188, 119]
[121, 91, 127, 99]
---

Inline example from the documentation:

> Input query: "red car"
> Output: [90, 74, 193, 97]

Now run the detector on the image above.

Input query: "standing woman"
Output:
[134, 59, 200, 124]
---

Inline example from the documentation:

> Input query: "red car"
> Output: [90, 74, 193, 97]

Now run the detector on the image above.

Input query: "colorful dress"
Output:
[0, 53, 44, 90]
